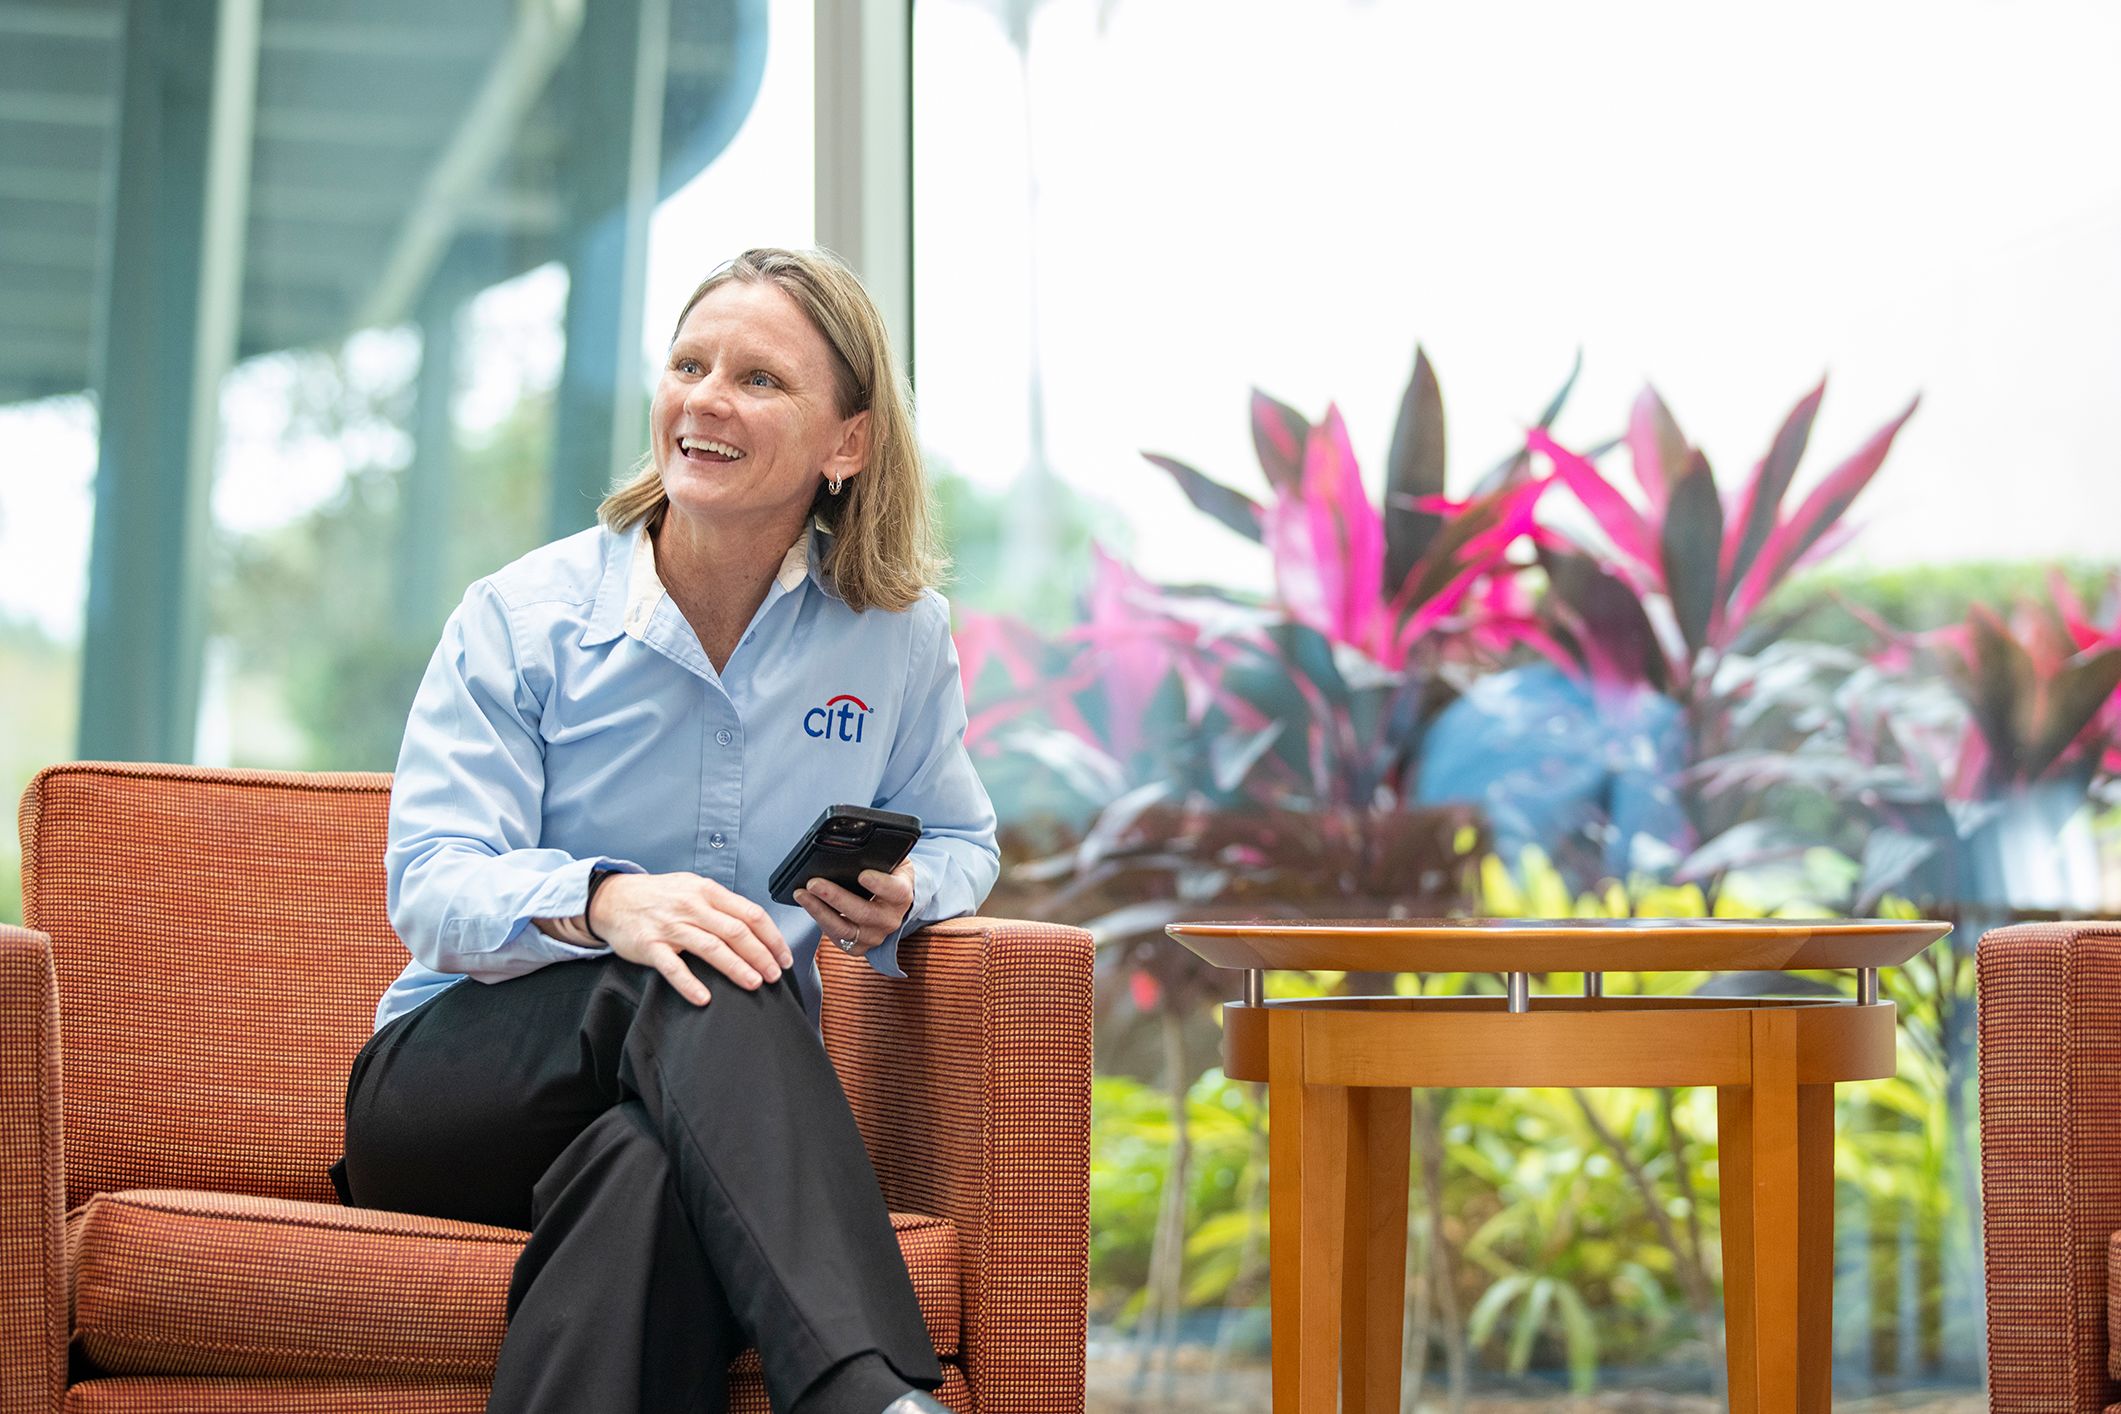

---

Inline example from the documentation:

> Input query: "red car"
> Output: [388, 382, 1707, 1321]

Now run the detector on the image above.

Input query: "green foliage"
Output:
[1090, 1069, 1267, 1321]
[930, 462, 1122, 633]
[1454, 1087, 1690, 1389]
[1782, 559, 2115, 650]
[216, 375, 549, 770]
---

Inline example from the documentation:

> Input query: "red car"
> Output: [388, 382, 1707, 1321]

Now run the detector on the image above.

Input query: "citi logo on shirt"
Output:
[804, 693, 872, 743]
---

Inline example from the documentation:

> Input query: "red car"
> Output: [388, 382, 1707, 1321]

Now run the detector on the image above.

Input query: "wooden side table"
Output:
[1165, 917, 1948, 1414]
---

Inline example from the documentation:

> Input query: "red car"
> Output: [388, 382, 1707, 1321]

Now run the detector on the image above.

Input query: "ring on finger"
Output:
[834, 933, 860, 953]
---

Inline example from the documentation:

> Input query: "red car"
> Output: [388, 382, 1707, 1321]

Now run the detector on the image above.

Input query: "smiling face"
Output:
[649, 278, 869, 536]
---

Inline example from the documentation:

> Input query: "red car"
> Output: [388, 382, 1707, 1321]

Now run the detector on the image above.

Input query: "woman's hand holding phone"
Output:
[588, 872, 796, 1006]
[795, 861, 916, 961]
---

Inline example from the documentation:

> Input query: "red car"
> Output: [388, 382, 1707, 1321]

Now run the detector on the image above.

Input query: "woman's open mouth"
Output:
[677, 436, 746, 464]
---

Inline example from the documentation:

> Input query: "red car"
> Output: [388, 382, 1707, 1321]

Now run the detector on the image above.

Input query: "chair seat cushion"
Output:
[72, 1189, 960, 1380]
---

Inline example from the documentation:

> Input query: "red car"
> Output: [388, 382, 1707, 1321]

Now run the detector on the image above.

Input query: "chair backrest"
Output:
[19, 763, 402, 1210]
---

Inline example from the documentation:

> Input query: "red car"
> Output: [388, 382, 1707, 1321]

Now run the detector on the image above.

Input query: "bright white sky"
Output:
[3, 0, 2118, 640]
[914, 0, 2121, 590]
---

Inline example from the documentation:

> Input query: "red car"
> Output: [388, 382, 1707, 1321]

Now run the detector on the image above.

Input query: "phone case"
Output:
[768, 805, 923, 906]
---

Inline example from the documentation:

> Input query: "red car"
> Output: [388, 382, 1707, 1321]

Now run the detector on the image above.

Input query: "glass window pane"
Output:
[918, 0, 2121, 1401]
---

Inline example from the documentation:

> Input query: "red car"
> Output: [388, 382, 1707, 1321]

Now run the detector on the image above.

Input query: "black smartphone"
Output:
[768, 805, 923, 906]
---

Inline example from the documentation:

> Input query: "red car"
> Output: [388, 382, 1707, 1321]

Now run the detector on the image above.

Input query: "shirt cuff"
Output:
[863, 860, 930, 980]
[520, 855, 645, 953]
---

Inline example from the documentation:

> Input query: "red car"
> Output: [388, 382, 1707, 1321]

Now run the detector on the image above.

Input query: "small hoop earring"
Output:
[827, 473, 844, 496]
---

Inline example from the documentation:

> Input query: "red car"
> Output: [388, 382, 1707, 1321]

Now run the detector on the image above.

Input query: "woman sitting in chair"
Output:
[335, 246, 998, 1414]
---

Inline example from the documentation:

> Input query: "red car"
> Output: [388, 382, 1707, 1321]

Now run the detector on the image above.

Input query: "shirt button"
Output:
[716, 729, 733, 747]
[708, 832, 726, 849]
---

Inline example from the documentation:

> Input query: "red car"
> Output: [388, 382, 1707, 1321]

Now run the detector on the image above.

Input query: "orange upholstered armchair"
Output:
[3, 762, 1092, 1414]
[1978, 920, 2121, 1413]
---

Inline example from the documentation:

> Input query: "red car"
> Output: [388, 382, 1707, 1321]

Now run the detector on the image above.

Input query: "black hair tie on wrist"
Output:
[584, 867, 619, 947]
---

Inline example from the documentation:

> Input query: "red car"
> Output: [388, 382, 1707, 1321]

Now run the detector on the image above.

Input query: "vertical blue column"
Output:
[547, 0, 669, 540]
[77, 0, 256, 761]
[393, 283, 462, 646]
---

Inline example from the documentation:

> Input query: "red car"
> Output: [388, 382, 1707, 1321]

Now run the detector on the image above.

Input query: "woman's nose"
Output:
[683, 371, 734, 416]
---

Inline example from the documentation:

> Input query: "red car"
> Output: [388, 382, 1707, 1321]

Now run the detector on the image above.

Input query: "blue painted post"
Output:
[547, 0, 669, 540]
[392, 284, 461, 645]
[77, 0, 257, 761]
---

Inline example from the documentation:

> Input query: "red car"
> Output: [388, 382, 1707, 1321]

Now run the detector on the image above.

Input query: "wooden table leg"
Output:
[1341, 1088, 1411, 1413]
[1270, 1019, 1348, 1411]
[1796, 1083, 1836, 1411]
[1720, 1009, 1837, 1413]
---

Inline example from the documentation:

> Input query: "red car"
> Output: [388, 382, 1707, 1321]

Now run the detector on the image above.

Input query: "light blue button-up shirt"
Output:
[375, 517, 1000, 1032]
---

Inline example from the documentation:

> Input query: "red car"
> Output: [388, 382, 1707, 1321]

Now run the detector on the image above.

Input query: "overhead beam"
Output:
[0, 166, 104, 203]
[252, 107, 459, 148]
[815, 0, 913, 381]
[78, 0, 259, 762]
[0, 93, 114, 125]
[0, 6, 122, 41]
[259, 17, 495, 60]
[354, 0, 584, 332]
[0, 290, 96, 328]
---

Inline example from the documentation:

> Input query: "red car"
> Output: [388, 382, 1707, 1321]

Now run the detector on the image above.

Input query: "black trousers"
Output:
[337, 953, 942, 1414]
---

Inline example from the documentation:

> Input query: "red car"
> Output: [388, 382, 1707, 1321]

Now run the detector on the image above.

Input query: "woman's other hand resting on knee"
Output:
[537, 872, 796, 1005]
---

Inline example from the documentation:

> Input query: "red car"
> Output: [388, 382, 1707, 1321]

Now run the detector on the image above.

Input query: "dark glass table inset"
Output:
[1164, 916, 1949, 1414]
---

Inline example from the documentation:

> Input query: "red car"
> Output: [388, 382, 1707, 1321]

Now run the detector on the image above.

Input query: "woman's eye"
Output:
[747, 370, 776, 388]
[675, 357, 702, 375]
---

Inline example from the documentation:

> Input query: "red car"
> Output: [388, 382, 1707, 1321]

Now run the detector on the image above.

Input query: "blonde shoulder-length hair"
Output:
[598, 246, 947, 614]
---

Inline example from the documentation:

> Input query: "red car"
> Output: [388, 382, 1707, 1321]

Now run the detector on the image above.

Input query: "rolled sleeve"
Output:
[387, 582, 644, 983]
[865, 599, 1001, 979]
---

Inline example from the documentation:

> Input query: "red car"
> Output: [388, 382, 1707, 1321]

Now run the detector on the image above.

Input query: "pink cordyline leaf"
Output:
[1047, 697, 1105, 756]
[2051, 571, 2101, 650]
[1482, 570, 1538, 619]
[1258, 405, 1387, 653]
[1464, 476, 1552, 561]
[955, 612, 1050, 754]
[1530, 612, 1610, 689]
[2011, 600, 2077, 673]
[1626, 386, 1686, 517]
[1392, 560, 1490, 660]
[1250, 390, 1310, 494]
[1732, 396, 1919, 620]
[1950, 734, 1990, 801]
[1721, 380, 1826, 596]
[1076, 545, 1197, 760]
[1175, 639, 1267, 728]
[1301, 405, 1387, 649]
[953, 611, 1041, 699]
[1410, 483, 1550, 663]
[1263, 492, 1330, 634]
[1378, 479, 1548, 665]
[2048, 571, 2121, 657]
[1473, 617, 1574, 665]
[1789, 519, 1863, 577]
[1530, 427, 1658, 571]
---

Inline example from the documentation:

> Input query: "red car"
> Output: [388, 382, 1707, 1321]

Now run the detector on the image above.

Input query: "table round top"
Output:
[1163, 916, 1950, 973]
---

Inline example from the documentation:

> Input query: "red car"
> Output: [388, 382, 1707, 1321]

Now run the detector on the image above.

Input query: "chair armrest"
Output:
[820, 916, 1092, 1414]
[1978, 920, 2121, 1413]
[0, 925, 65, 1414]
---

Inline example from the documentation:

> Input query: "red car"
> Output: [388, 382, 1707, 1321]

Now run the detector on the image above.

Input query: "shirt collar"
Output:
[582, 516, 837, 647]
